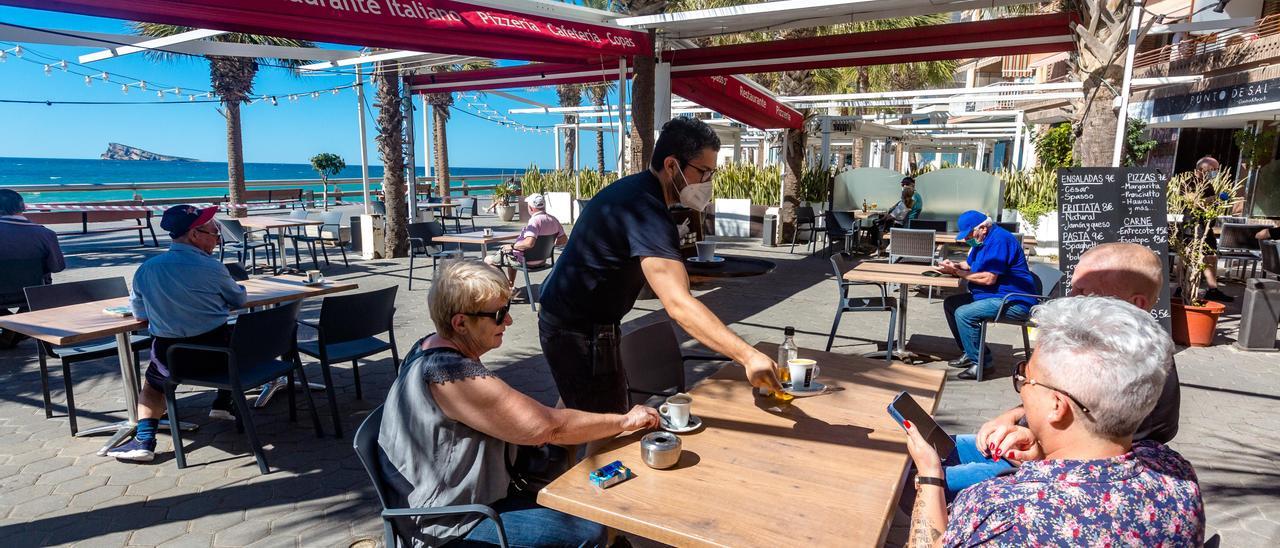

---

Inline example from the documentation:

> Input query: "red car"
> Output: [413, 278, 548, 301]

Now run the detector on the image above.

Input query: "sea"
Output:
[0, 157, 527, 204]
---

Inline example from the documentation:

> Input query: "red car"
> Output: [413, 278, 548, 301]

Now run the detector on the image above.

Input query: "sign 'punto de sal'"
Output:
[2, 0, 650, 63]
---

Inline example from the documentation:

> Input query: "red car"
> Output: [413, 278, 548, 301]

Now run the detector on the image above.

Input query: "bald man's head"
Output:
[1070, 242, 1163, 309]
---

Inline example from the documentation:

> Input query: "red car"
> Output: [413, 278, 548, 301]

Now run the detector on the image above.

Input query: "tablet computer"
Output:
[887, 391, 955, 458]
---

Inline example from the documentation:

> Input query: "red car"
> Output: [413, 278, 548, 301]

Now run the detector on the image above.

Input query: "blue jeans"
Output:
[943, 294, 1029, 366]
[944, 434, 1015, 500]
[451, 494, 607, 547]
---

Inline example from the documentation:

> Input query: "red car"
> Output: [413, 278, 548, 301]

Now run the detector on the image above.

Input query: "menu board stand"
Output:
[1057, 168, 1172, 331]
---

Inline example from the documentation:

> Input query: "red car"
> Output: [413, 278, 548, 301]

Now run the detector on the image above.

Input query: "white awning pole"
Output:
[1112, 0, 1144, 167]
[356, 64, 371, 214]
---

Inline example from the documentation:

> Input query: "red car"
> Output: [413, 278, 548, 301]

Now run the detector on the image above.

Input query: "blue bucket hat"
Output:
[955, 210, 990, 241]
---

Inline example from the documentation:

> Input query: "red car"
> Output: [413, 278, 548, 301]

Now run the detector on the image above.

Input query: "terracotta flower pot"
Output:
[1170, 298, 1226, 347]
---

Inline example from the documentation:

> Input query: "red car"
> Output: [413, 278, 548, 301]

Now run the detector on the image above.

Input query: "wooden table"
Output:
[431, 230, 520, 255]
[845, 262, 962, 361]
[235, 216, 326, 271]
[885, 231, 1039, 248]
[538, 343, 946, 547]
[0, 275, 356, 455]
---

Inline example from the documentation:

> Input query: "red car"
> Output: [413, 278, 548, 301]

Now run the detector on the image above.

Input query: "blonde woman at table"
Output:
[107, 205, 248, 462]
[901, 296, 1203, 547]
[378, 260, 659, 547]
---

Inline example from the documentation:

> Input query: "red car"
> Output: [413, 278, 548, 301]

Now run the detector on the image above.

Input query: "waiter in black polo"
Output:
[538, 117, 783, 413]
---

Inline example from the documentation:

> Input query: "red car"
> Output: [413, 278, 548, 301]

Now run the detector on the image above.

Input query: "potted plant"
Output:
[1166, 169, 1242, 346]
[492, 179, 517, 222]
[309, 152, 346, 211]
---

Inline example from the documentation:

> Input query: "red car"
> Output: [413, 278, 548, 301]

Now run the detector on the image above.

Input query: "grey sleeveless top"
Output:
[377, 339, 512, 547]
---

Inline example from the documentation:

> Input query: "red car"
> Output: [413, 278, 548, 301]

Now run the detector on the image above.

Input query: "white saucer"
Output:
[303, 280, 327, 287]
[686, 256, 726, 264]
[782, 381, 827, 397]
[661, 415, 703, 433]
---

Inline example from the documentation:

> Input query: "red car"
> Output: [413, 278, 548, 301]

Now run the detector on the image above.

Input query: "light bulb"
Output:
[100, 72, 109, 81]
[121, 84, 128, 94]
[84, 75, 92, 86]
[157, 90, 164, 98]
[139, 81, 146, 90]
[188, 95, 195, 101]
[205, 92, 213, 98]
[311, 92, 319, 99]
[0, 51, 7, 62]
[270, 96, 278, 106]
[12, 45, 21, 58]
[58, 60, 67, 71]
[43, 64, 51, 75]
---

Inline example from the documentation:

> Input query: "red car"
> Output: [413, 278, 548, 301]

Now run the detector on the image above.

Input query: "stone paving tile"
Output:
[1, 223, 1276, 546]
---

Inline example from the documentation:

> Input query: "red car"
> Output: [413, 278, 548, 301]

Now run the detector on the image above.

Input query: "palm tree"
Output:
[621, 0, 668, 171]
[587, 82, 616, 173]
[557, 84, 584, 170]
[374, 60, 408, 258]
[1068, 0, 1132, 166]
[424, 60, 495, 198]
[131, 24, 313, 218]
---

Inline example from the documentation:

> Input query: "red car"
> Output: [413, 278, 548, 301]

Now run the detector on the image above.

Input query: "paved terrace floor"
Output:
[1, 206, 1276, 547]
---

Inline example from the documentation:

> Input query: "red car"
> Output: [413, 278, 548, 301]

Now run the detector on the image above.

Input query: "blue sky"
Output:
[0, 6, 621, 170]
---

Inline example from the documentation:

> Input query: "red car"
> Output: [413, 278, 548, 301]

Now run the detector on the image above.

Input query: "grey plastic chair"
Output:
[163, 300, 322, 474]
[217, 218, 277, 274]
[407, 222, 464, 290]
[25, 278, 151, 435]
[288, 210, 348, 270]
[297, 286, 399, 438]
[1218, 223, 1265, 280]
[974, 263, 1064, 382]
[354, 406, 509, 548]
[514, 235, 558, 312]
[827, 253, 897, 361]
[620, 321, 731, 406]
[889, 227, 939, 302]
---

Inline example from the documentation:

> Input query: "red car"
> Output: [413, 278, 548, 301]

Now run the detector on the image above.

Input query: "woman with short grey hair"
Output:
[901, 296, 1204, 546]
[377, 260, 659, 547]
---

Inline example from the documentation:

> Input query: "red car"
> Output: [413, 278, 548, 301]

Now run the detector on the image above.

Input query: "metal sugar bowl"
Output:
[640, 432, 682, 469]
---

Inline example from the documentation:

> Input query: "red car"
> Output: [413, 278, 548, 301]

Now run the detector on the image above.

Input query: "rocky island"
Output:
[101, 142, 197, 162]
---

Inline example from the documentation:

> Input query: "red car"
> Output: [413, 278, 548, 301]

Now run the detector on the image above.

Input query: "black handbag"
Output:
[507, 443, 571, 493]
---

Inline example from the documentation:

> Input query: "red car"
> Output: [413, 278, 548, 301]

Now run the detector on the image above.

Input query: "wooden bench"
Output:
[25, 202, 159, 247]
[224, 188, 307, 212]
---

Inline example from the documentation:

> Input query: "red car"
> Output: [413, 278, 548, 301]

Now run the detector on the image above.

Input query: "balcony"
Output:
[1134, 14, 1280, 78]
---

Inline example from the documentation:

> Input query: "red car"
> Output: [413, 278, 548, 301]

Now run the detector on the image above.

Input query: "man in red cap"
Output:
[108, 205, 247, 462]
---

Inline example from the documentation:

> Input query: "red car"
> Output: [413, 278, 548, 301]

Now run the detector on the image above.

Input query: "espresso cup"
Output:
[787, 359, 821, 390]
[483, 228, 493, 237]
[306, 270, 323, 284]
[695, 241, 717, 261]
[658, 393, 693, 429]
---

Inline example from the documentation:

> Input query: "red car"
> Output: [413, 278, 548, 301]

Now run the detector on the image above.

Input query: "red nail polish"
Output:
[903, 420, 912, 429]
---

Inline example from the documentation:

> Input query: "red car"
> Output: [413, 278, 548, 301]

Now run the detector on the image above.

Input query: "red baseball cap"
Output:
[160, 205, 218, 238]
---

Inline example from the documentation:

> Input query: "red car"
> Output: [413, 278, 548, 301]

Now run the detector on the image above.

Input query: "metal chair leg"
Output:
[885, 308, 897, 364]
[61, 360, 78, 435]
[826, 304, 843, 352]
[351, 359, 363, 400]
[977, 322, 988, 382]
[522, 266, 537, 312]
[164, 385, 186, 469]
[37, 349, 52, 419]
[231, 391, 269, 474]
[408, 252, 416, 290]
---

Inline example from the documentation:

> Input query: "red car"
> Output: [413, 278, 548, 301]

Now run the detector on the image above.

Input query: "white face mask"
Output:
[675, 166, 713, 212]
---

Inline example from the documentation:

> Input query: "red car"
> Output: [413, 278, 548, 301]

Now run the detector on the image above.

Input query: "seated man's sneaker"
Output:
[947, 356, 976, 369]
[106, 438, 155, 462]
[957, 364, 994, 381]
[209, 395, 238, 421]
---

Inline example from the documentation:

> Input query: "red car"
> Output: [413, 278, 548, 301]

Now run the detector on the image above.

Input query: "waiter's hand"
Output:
[742, 350, 784, 393]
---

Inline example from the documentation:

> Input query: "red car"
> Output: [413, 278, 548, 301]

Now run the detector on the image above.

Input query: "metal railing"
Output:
[14, 173, 511, 198]
[1133, 13, 1280, 70]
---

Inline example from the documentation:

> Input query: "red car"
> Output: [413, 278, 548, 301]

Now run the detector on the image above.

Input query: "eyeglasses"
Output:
[193, 227, 220, 237]
[460, 303, 511, 324]
[1013, 360, 1092, 415]
[682, 161, 717, 183]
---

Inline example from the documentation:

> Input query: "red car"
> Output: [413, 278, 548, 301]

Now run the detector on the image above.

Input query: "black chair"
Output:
[995, 221, 1020, 234]
[24, 278, 151, 435]
[288, 210, 349, 270]
[1218, 223, 1266, 280]
[827, 253, 897, 360]
[823, 211, 858, 256]
[514, 235, 559, 312]
[354, 406, 509, 548]
[224, 262, 250, 282]
[297, 286, 399, 438]
[906, 218, 948, 232]
[1261, 239, 1280, 279]
[974, 263, 1064, 382]
[0, 258, 46, 348]
[620, 321, 731, 406]
[407, 221, 464, 290]
[163, 300, 323, 474]
[789, 206, 820, 254]
[442, 197, 478, 232]
[217, 219, 277, 274]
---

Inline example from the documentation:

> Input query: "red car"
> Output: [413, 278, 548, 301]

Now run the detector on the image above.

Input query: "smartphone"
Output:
[921, 270, 942, 278]
[887, 391, 955, 458]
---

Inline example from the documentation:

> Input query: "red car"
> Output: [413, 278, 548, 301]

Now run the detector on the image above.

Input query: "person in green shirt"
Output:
[869, 177, 924, 255]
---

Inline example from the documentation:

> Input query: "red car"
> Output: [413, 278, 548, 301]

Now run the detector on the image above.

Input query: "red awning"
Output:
[2, 0, 650, 63]
[407, 60, 627, 94]
[664, 13, 1075, 78]
[671, 75, 802, 130]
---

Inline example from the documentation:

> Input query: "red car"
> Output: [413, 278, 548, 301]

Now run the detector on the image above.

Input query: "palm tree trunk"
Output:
[776, 27, 817, 242]
[224, 100, 247, 218]
[596, 127, 606, 174]
[1071, 1, 1131, 166]
[563, 119, 577, 170]
[376, 61, 408, 258]
[432, 103, 450, 198]
[1073, 72, 1121, 166]
[631, 39, 656, 173]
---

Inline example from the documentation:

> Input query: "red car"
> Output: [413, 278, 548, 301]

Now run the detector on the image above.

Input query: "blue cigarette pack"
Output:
[588, 460, 633, 490]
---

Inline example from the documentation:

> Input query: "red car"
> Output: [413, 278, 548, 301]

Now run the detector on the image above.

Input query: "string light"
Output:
[43, 64, 51, 75]
[120, 84, 128, 94]
[83, 75, 91, 86]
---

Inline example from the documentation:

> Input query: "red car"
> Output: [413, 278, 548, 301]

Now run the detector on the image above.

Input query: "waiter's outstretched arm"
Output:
[641, 257, 783, 392]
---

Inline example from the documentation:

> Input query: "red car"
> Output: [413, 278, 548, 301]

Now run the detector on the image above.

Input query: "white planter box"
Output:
[714, 198, 752, 238]
[545, 192, 573, 224]
[1018, 212, 1060, 257]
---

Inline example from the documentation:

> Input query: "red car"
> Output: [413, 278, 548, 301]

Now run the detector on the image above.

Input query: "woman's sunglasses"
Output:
[461, 303, 511, 324]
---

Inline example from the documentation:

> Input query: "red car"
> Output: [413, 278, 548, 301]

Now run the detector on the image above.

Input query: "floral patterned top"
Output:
[943, 440, 1204, 547]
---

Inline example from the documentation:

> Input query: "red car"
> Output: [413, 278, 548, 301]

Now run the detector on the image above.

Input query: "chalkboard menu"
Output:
[1057, 168, 1172, 330]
